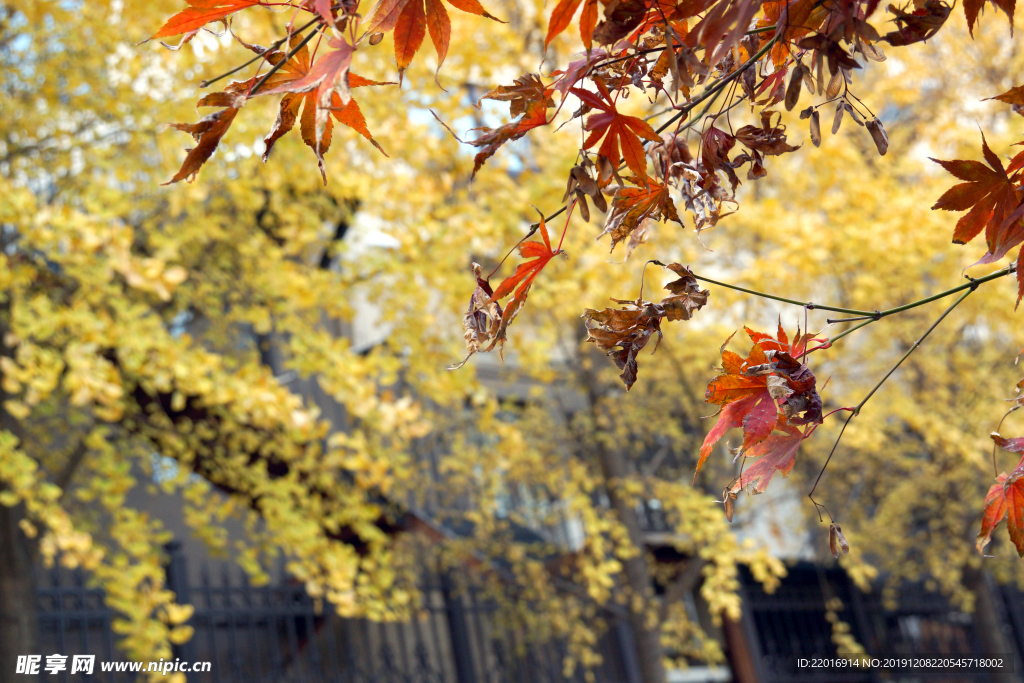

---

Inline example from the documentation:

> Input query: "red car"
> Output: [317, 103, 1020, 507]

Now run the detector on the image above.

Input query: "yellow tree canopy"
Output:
[3, 0, 1024, 677]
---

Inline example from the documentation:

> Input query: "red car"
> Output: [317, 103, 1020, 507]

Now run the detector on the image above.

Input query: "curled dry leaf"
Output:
[481, 73, 555, 117]
[829, 523, 850, 558]
[866, 117, 888, 155]
[582, 264, 708, 390]
[448, 263, 502, 370]
[734, 110, 800, 157]
[165, 95, 244, 184]
[599, 177, 683, 254]
[784, 64, 807, 111]
[449, 218, 565, 369]
[882, 0, 951, 45]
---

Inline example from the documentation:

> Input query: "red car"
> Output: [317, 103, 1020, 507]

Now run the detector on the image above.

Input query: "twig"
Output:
[690, 272, 875, 316]
[249, 27, 321, 97]
[199, 14, 323, 88]
[654, 36, 778, 137]
[992, 405, 1023, 476]
[807, 288, 974, 512]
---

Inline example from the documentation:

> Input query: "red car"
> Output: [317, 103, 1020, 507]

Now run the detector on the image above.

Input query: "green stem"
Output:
[691, 273, 876, 316]
[824, 318, 873, 345]
[827, 265, 1016, 323]
[853, 288, 973, 413]
[808, 287, 974, 509]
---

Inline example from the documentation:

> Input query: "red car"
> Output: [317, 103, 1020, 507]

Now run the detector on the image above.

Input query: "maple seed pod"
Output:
[829, 523, 850, 558]
[832, 99, 845, 135]
[369, 32, 384, 46]
[592, 189, 608, 214]
[809, 110, 821, 147]
[844, 101, 864, 125]
[723, 489, 737, 522]
[785, 64, 806, 111]
[861, 41, 886, 62]
[571, 165, 599, 197]
[866, 118, 888, 156]
[801, 65, 815, 95]
[575, 190, 591, 223]
[826, 70, 844, 100]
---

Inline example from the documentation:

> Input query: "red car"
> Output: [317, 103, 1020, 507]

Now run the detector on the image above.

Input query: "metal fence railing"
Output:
[35, 544, 633, 683]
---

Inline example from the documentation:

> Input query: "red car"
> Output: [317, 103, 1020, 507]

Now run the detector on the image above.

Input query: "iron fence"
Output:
[35, 544, 632, 683]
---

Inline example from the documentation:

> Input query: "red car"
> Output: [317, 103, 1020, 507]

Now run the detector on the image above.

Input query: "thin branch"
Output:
[248, 27, 321, 97]
[807, 287, 974, 511]
[654, 36, 778, 137]
[824, 318, 873, 345]
[704, 265, 1016, 341]
[992, 405, 1022, 476]
[690, 272, 876, 316]
[199, 14, 323, 88]
[855, 289, 972, 411]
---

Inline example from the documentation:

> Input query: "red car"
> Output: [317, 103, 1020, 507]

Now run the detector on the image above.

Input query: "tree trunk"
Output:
[962, 565, 1022, 683]
[594, 443, 668, 683]
[0, 502, 40, 683]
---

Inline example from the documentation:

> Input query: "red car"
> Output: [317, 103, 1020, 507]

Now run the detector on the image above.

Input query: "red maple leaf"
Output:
[977, 434, 1024, 556]
[571, 81, 662, 180]
[482, 217, 566, 356]
[694, 323, 823, 482]
[726, 417, 817, 495]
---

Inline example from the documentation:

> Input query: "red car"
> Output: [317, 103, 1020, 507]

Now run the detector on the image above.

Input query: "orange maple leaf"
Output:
[257, 36, 387, 180]
[544, 0, 599, 50]
[695, 324, 823, 482]
[149, 0, 262, 40]
[932, 134, 1024, 304]
[978, 434, 1024, 556]
[571, 82, 662, 180]
[365, 0, 501, 79]
[725, 416, 816, 496]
